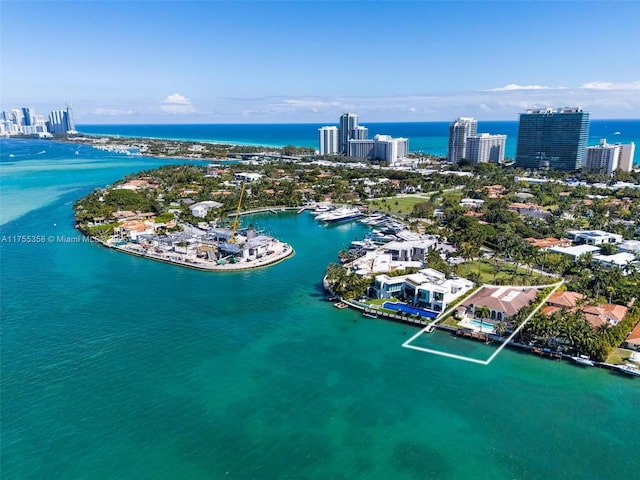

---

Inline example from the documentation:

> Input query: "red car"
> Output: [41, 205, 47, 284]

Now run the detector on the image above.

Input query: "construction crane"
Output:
[229, 182, 245, 244]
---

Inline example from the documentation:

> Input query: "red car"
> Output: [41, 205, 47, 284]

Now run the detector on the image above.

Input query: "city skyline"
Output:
[2, 1, 639, 124]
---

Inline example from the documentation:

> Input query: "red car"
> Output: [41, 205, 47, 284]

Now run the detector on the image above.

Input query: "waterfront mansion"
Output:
[371, 268, 474, 314]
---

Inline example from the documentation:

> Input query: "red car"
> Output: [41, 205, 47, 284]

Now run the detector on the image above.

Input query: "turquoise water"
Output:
[1, 138, 639, 479]
[77, 119, 640, 163]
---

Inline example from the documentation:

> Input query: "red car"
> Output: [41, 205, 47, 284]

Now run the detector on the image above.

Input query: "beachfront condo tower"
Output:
[465, 133, 507, 165]
[318, 126, 339, 155]
[585, 139, 636, 175]
[515, 107, 590, 171]
[339, 112, 360, 155]
[447, 117, 477, 164]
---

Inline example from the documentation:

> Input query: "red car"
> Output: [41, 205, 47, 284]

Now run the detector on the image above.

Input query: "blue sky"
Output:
[1, 0, 639, 123]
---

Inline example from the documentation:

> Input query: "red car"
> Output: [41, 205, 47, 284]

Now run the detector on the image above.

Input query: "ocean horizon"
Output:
[77, 119, 640, 164]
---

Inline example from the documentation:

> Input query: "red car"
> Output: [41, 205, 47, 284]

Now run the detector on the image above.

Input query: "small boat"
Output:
[616, 363, 640, 377]
[311, 205, 333, 216]
[349, 239, 377, 250]
[362, 312, 378, 319]
[571, 355, 594, 367]
[334, 302, 348, 309]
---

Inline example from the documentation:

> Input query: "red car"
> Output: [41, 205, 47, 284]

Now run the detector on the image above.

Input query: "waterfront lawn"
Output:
[86, 222, 120, 238]
[442, 315, 461, 328]
[367, 195, 429, 215]
[607, 348, 635, 365]
[454, 260, 554, 286]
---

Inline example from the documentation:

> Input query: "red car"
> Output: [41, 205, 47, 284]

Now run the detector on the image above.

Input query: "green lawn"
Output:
[367, 195, 430, 214]
[454, 260, 555, 286]
[155, 212, 175, 223]
[607, 348, 635, 365]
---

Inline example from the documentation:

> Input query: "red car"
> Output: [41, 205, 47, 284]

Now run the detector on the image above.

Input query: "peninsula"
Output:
[73, 164, 295, 271]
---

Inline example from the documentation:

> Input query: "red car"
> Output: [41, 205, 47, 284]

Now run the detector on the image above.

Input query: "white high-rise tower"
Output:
[318, 126, 339, 155]
[447, 117, 477, 164]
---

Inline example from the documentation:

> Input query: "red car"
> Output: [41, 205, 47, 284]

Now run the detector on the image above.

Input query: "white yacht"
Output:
[317, 206, 363, 224]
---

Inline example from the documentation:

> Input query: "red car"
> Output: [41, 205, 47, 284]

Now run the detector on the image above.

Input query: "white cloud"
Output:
[84, 81, 638, 123]
[161, 93, 195, 114]
[580, 81, 640, 90]
[485, 84, 566, 92]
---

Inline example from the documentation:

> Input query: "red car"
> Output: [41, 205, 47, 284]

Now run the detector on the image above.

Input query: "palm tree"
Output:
[475, 305, 491, 323]
[495, 321, 507, 338]
[597, 322, 614, 348]
[590, 264, 611, 301]
[459, 241, 476, 275]
[509, 238, 527, 280]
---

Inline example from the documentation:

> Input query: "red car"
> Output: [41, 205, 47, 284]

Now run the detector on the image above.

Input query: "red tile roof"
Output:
[546, 291, 585, 309]
[625, 322, 640, 346]
[461, 287, 538, 317]
[583, 304, 628, 328]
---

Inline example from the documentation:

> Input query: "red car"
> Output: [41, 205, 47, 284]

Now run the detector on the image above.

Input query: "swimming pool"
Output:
[472, 320, 495, 332]
[382, 302, 439, 319]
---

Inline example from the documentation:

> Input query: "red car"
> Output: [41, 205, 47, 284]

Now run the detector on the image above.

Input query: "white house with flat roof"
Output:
[618, 240, 640, 254]
[383, 238, 438, 263]
[373, 268, 473, 315]
[234, 172, 262, 183]
[549, 244, 601, 260]
[190, 201, 223, 218]
[566, 229, 623, 245]
[592, 252, 638, 273]
[460, 198, 485, 208]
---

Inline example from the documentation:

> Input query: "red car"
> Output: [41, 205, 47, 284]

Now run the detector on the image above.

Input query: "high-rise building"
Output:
[515, 107, 590, 171]
[585, 139, 636, 175]
[348, 139, 375, 159]
[21, 107, 35, 126]
[321, 112, 409, 163]
[9, 109, 23, 127]
[466, 133, 507, 165]
[65, 103, 76, 132]
[348, 135, 408, 164]
[318, 126, 339, 155]
[353, 126, 368, 140]
[339, 113, 359, 154]
[447, 117, 477, 164]
[618, 142, 636, 172]
[49, 109, 71, 134]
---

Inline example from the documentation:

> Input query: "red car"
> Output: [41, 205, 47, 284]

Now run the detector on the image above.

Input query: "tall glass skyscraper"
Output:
[339, 113, 359, 155]
[21, 107, 34, 126]
[515, 108, 590, 171]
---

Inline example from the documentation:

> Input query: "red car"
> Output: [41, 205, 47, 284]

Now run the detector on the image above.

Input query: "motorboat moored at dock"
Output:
[571, 355, 594, 367]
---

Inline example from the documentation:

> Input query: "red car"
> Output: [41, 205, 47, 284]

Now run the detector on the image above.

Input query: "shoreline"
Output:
[338, 297, 636, 375]
[78, 225, 295, 272]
